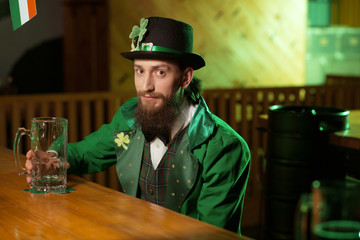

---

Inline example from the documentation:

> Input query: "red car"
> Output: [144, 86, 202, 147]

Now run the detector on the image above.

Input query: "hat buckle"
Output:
[141, 43, 154, 51]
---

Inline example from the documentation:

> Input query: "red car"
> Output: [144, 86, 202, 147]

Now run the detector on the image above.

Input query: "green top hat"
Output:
[121, 17, 206, 70]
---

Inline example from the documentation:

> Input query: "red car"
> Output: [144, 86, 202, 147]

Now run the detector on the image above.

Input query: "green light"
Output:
[313, 180, 320, 188]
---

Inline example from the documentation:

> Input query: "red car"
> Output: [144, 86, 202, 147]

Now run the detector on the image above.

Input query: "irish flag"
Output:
[9, 0, 37, 30]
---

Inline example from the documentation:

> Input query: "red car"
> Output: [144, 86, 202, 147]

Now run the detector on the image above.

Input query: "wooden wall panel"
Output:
[109, 0, 307, 92]
[64, 0, 109, 92]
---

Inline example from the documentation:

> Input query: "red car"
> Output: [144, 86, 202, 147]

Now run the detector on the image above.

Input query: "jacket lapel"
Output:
[165, 133, 199, 211]
[113, 129, 144, 197]
[188, 97, 215, 152]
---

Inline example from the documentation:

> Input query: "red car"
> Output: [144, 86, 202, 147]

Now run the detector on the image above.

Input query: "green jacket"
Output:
[68, 96, 251, 235]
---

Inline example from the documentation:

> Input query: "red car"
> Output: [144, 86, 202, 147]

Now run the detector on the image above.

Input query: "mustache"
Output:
[137, 91, 166, 100]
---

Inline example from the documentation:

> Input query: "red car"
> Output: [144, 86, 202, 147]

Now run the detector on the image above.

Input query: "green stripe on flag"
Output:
[9, 0, 21, 30]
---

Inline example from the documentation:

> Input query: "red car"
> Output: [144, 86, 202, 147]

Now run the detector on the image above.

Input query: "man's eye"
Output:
[135, 69, 143, 74]
[156, 70, 165, 76]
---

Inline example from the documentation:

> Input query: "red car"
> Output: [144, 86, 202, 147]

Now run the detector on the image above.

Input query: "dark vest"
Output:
[139, 126, 188, 206]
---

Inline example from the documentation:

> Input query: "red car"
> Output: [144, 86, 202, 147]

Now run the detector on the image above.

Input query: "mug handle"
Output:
[13, 127, 32, 175]
[294, 193, 312, 240]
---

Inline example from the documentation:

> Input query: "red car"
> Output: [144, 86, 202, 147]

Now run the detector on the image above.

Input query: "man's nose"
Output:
[143, 73, 155, 91]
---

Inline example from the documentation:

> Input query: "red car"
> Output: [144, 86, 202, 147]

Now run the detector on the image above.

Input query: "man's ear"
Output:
[181, 67, 194, 89]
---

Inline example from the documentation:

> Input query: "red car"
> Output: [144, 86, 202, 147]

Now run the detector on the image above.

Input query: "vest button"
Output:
[149, 188, 154, 195]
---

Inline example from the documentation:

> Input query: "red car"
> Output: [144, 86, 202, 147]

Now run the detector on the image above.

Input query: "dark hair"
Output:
[179, 62, 203, 104]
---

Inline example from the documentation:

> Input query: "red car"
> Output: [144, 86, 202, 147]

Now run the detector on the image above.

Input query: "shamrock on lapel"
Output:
[114, 132, 130, 150]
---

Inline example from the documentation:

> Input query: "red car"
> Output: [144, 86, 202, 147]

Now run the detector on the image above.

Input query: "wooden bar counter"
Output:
[0, 146, 252, 240]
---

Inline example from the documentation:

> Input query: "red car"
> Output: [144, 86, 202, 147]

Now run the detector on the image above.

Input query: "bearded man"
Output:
[26, 17, 251, 235]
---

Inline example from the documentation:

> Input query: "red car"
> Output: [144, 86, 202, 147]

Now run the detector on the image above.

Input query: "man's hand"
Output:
[25, 150, 35, 184]
[25, 150, 70, 185]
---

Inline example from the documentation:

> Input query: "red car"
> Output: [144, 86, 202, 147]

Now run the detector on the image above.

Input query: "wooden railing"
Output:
[1, 84, 360, 227]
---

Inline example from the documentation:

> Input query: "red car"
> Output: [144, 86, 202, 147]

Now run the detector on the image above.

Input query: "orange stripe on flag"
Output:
[27, 0, 37, 19]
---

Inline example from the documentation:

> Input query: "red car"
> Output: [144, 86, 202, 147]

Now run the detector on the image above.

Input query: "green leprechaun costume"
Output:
[67, 17, 251, 235]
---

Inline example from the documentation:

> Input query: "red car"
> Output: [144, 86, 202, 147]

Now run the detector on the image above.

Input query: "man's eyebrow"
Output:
[153, 64, 171, 69]
[134, 64, 171, 70]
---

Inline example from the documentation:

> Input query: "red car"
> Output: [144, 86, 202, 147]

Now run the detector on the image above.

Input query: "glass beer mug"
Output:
[295, 179, 360, 240]
[14, 117, 68, 193]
